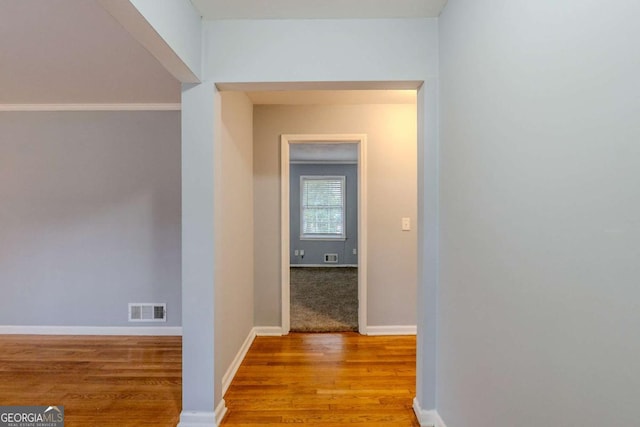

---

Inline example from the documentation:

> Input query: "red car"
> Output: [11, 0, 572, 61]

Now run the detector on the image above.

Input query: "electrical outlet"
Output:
[402, 217, 411, 231]
[352, 248, 357, 255]
[300, 249, 304, 256]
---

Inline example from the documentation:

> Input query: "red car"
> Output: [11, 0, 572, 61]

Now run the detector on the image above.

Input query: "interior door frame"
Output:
[281, 134, 368, 335]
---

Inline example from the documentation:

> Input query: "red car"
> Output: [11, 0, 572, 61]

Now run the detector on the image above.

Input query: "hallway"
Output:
[221, 333, 419, 425]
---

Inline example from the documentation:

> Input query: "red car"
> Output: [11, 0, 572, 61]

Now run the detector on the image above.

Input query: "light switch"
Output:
[294, 250, 299, 256]
[402, 217, 411, 231]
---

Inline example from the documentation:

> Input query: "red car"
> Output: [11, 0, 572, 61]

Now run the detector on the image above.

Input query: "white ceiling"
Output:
[191, 0, 448, 20]
[0, 0, 180, 104]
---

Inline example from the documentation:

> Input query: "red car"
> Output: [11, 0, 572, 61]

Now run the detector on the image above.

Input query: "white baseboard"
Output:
[413, 398, 446, 427]
[177, 410, 216, 427]
[366, 325, 417, 335]
[254, 326, 284, 336]
[215, 399, 227, 425]
[222, 328, 257, 395]
[0, 325, 182, 336]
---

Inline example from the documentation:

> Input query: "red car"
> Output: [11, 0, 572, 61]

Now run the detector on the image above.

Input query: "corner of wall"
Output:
[412, 397, 447, 427]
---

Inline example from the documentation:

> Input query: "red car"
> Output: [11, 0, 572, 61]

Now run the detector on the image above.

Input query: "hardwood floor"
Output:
[0, 333, 418, 426]
[222, 333, 419, 426]
[0, 335, 181, 427]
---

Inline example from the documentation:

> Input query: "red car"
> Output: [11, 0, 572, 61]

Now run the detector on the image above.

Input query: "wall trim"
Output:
[222, 328, 257, 395]
[215, 399, 227, 425]
[177, 410, 217, 427]
[254, 326, 285, 336]
[0, 103, 181, 112]
[0, 326, 182, 336]
[413, 398, 446, 427]
[366, 325, 417, 336]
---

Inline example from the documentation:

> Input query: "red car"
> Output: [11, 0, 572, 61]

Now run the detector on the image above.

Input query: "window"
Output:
[300, 176, 346, 240]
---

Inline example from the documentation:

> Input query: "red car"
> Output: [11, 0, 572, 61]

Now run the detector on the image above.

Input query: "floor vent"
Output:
[324, 253, 339, 263]
[128, 303, 167, 322]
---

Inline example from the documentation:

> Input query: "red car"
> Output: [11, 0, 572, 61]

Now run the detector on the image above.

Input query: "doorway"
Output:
[288, 143, 358, 332]
[280, 134, 367, 334]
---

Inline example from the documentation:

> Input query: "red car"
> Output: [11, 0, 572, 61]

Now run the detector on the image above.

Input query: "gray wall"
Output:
[290, 163, 358, 266]
[254, 104, 417, 327]
[438, 1, 640, 426]
[0, 111, 181, 326]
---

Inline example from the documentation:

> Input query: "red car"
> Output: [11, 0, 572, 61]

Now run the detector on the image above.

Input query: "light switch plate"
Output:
[402, 217, 411, 231]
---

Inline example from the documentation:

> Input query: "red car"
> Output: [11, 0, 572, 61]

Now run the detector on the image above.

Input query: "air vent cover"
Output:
[128, 303, 166, 322]
[324, 253, 339, 263]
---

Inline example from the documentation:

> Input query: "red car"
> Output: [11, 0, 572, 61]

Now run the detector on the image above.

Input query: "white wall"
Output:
[0, 111, 181, 327]
[214, 92, 254, 404]
[253, 104, 417, 328]
[438, 1, 640, 426]
[129, 0, 202, 79]
[204, 18, 438, 83]
[181, 82, 216, 418]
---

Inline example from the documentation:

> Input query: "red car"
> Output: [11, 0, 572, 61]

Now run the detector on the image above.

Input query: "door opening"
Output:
[281, 134, 368, 334]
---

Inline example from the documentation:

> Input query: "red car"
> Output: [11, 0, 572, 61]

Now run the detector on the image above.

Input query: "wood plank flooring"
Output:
[0, 333, 417, 426]
[221, 333, 419, 426]
[0, 335, 181, 427]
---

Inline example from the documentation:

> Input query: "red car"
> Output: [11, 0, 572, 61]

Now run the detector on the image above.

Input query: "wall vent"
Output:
[324, 253, 339, 263]
[128, 303, 166, 322]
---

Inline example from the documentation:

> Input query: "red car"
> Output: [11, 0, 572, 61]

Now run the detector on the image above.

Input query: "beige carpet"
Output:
[290, 267, 358, 332]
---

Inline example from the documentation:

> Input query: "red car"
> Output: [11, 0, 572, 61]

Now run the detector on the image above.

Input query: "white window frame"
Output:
[299, 175, 346, 240]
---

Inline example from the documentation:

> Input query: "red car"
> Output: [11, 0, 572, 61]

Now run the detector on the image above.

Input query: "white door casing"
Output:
[280, 134, 368, 334]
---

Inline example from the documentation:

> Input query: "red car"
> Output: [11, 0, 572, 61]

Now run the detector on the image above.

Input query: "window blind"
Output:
[300, 176, 346, 238]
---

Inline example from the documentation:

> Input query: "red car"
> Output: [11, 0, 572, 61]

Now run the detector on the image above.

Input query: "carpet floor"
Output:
[290, 267, 358, 332]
